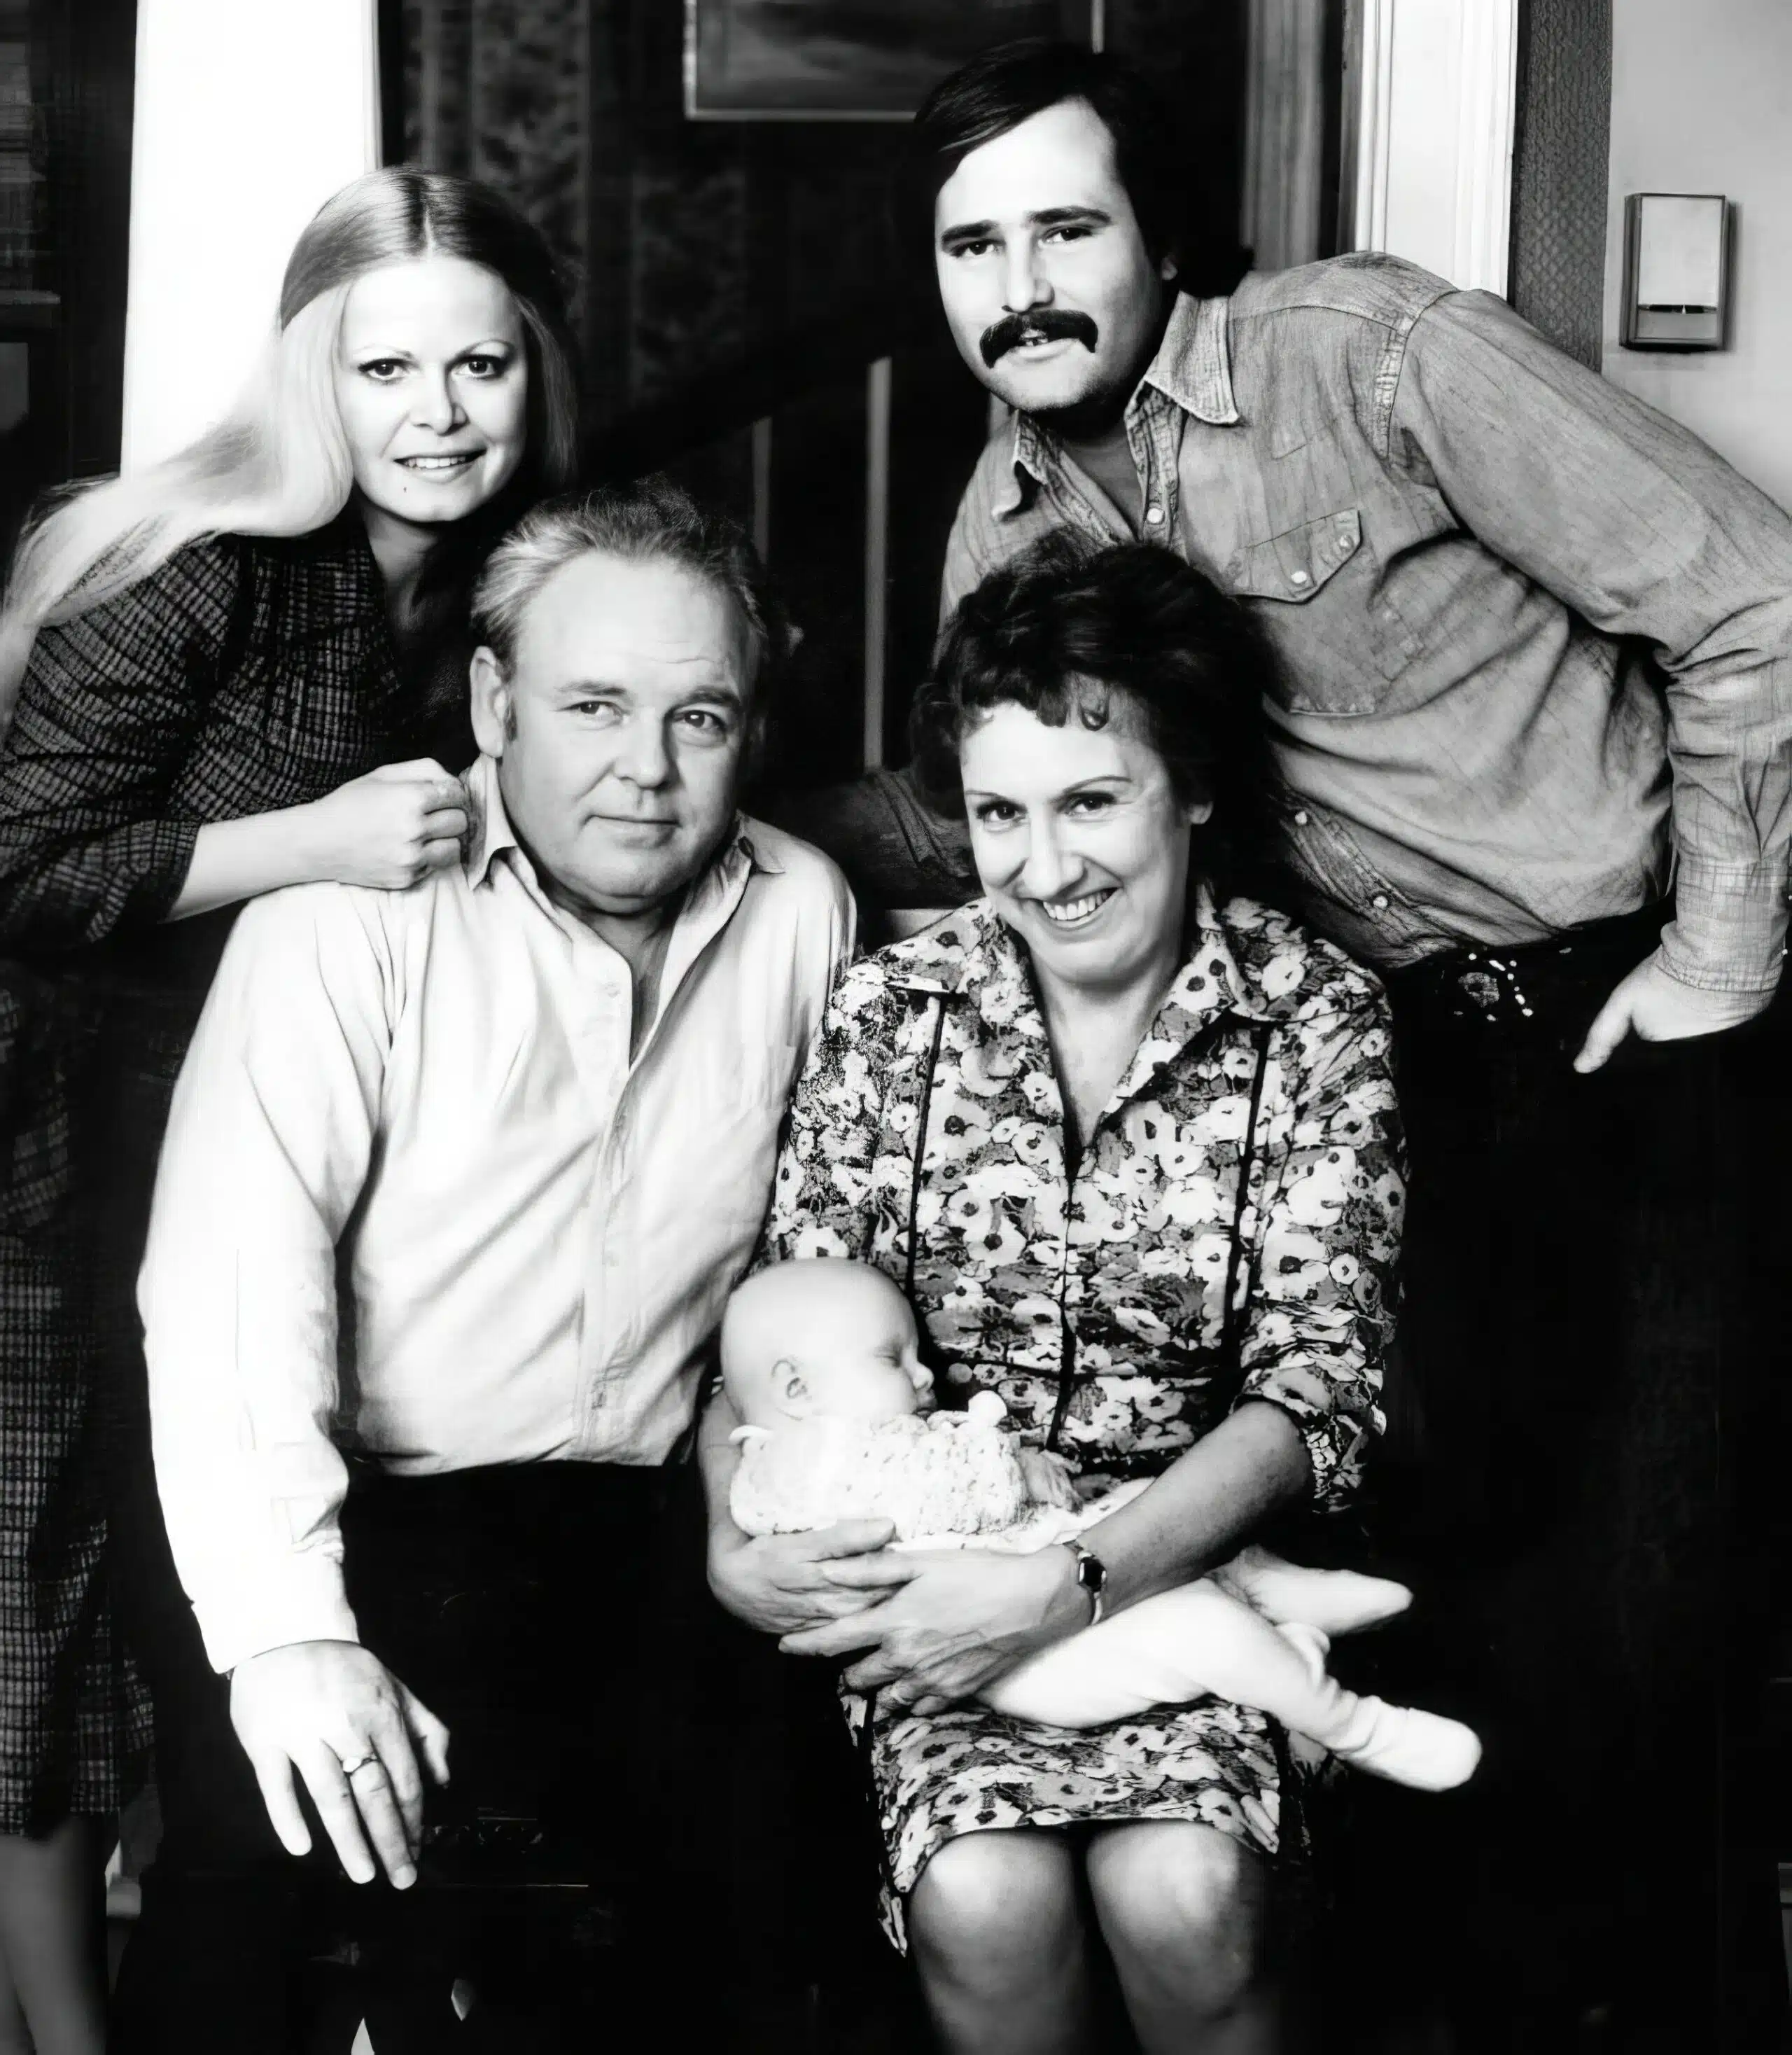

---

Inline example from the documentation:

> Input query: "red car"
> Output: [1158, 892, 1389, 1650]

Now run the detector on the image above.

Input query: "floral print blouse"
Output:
[763, 891, 1404, 1509]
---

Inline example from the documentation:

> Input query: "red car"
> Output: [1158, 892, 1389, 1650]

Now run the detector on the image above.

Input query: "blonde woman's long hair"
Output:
[0, 167, 580, 736]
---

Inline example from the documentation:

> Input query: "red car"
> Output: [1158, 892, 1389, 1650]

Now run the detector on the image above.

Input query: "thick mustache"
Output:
[979, 309, 1100, 368]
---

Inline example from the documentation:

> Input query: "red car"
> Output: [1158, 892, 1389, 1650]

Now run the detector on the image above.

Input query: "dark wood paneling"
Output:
[391, 0, 1250, 776]
[1508, 0, 1612, 370]
[0, 0, 134, 557]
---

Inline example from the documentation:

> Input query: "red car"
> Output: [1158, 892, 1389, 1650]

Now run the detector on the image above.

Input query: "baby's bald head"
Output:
[722, 1259, 933, 1428]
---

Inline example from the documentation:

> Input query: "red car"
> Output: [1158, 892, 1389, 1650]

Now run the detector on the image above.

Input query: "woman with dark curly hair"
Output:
[704, 536, 1408, 2054]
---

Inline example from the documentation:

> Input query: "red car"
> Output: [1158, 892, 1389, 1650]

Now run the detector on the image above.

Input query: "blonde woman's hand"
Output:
[303, 760, 469, 891]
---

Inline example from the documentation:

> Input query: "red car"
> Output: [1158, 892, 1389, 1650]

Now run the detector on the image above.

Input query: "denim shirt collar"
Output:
[1145, 288, 1242, 425]
[995, 290, 1241, 520]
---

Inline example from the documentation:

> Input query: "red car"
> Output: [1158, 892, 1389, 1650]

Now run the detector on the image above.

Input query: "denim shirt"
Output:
[941, 255, 1792, 991]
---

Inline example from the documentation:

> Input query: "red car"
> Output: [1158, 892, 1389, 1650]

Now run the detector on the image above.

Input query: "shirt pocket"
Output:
[1232, 509, 1364, 604]
[1228, 510, 1402, 716]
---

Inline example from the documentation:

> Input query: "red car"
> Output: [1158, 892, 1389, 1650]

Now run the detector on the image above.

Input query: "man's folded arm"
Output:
[1391, 291, 1792, 996]
[139, 884, 398, 1674]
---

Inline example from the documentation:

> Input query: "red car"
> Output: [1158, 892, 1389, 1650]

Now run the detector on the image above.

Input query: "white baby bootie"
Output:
[1323, 1696, 1483, 1792]
[1224, 1545, 1414, 1634]
[1276, 1622, 1481, 1792]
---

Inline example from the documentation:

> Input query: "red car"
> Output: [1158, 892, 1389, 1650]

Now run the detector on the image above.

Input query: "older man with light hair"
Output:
[115, 480, 898, 2050]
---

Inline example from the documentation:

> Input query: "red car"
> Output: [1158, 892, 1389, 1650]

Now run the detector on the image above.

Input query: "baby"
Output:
[720, 1258, 1480, 1792]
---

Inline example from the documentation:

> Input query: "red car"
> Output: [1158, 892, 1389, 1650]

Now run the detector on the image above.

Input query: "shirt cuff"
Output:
[136, 814, 206, 921]
[189, 1554, 360, 1677]
[1656, 854, 1788, 994]
[1232, 1372, 1382, 1514]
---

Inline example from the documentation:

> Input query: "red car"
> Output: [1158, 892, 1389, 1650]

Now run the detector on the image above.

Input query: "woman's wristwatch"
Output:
[1064, 1540, 1108, 1626]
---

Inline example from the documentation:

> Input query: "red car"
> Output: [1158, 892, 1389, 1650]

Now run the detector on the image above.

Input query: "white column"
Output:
[1348, 0, 1518, 295]
[122, 0, 381, 471]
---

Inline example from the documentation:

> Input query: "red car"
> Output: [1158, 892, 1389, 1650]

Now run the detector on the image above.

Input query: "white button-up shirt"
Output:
[140, 754, 853, 1673]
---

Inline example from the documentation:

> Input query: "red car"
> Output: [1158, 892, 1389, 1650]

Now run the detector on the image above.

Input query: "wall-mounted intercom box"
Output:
[1620, 193, 1730, 351]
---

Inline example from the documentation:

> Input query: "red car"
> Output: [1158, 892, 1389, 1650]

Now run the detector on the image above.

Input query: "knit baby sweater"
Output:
[729, 1392, 1032, 1542]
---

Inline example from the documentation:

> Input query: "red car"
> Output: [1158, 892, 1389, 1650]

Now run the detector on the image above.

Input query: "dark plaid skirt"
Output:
[0, 963, 151, 1831]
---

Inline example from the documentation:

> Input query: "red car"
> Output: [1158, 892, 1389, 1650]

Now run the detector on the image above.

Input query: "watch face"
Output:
[1076, 1549, 1107, 1594]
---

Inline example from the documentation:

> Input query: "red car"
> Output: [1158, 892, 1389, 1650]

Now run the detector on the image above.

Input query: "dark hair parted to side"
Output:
[471, 476, 791, 746]
[911, 39, 1250, 297]
[912, 536, 1290, 903]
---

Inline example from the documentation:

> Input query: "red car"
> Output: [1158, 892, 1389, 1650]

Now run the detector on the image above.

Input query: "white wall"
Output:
[122, 0, 380, 471]
[1602, 0, 1792, 512]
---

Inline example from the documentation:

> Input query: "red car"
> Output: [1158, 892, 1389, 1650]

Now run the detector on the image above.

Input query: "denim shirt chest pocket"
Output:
[1227, 506, 1413, 716]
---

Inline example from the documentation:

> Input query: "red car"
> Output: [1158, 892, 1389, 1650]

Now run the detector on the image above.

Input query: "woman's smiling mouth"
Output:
[1039, 889, 1116, 927]
[396, 451, 482, 473]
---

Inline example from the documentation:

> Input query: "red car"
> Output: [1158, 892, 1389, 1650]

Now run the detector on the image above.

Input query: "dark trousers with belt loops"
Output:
[1336, 905, 1792, 2054]
[108, 1454, 864, 2054]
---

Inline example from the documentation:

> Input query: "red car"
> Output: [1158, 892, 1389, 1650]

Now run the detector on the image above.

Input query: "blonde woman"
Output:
[0, 167, 577, 2054]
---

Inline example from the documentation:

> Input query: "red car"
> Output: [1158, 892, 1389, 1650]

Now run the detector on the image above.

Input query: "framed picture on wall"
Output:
[684, 0, 1105, 121]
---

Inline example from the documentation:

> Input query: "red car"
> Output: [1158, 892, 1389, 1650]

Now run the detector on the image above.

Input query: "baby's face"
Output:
[724, 1261, 934, 1427]
[802, 1322, 934, 1423]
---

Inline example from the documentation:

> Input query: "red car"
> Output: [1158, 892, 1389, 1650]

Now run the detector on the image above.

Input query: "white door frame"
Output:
[122, 0, 382, 470]
[1344, 0, 1519, 294]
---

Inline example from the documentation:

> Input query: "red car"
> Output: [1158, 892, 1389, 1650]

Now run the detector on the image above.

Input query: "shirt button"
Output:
[1292, 810, 1310, 828]
[1289, 569, 1311, 587]
[1143, 503, 1166, 527]
[1371, 893, 1390, 911]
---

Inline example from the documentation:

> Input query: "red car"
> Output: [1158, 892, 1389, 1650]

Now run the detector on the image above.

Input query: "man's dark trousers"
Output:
[1352, 910, 1791, 2055]
[108, 1459, 722, 2052]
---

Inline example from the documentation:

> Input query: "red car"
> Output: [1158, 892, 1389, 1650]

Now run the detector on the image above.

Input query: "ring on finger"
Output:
[340, 1753, 382, 1780]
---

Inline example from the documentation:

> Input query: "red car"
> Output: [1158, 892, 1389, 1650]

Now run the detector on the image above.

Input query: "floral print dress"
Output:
[762, 890, 1404, 1946]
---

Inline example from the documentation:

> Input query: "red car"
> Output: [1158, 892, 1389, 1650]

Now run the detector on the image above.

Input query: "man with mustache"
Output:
[120, 480, 879, 2049]
[885, 35, 1792, 2055]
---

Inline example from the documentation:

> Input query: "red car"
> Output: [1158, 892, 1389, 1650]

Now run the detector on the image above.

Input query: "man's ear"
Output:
[470, 646, 512, 758]
[1184, 795, 1214, 828]
[1160, 253, 1179, 284]
[772, 1358, 811, 1417]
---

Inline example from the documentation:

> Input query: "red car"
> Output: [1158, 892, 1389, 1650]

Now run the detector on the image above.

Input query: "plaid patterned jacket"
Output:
[0, 522, 461, 1233]
[0, 523, 456, 962]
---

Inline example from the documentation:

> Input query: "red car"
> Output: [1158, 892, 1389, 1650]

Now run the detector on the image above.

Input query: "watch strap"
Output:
[1065, 1540, 1107, 1627]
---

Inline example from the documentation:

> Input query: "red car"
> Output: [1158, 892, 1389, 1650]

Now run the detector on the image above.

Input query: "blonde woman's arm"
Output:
[0, 537, 467, 940]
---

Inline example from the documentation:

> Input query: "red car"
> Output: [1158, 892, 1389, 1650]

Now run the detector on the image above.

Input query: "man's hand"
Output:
[230, 1640, 451, 1889]
[1574, 955, 1772, 1073]
[708, 1519, 918, 1636]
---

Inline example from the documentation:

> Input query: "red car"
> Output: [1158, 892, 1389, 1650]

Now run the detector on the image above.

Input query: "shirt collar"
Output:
[993, 288, 1241, 522]
[885, 891, 1289, 1127]
[1142, 288, 1241, 424]
[889, 885, 1281, 1032]
[459, 753, 777, 898]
